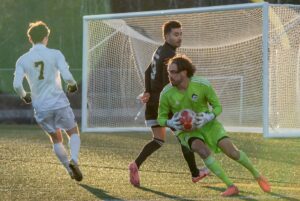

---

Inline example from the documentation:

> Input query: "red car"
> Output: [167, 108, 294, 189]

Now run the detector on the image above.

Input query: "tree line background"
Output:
[0, 0, 298, 79]
[0, 0, 298, 123]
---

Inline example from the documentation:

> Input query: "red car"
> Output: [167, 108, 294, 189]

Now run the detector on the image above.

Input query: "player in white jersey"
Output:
[13, 21, 82, 181]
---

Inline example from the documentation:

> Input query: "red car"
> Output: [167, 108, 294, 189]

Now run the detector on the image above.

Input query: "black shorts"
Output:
[145, 92, 160, 120]
[145, 101, 159, 121]
[145, 93, 172, 126]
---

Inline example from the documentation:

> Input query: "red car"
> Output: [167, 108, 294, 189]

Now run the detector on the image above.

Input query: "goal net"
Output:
[82, 3, 300, 137]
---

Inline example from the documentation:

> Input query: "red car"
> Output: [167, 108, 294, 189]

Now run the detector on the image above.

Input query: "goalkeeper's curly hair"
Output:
[168, 54, 196, 78]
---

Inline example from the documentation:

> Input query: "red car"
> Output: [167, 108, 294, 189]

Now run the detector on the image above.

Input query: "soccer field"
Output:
[0, 124, 299, 201]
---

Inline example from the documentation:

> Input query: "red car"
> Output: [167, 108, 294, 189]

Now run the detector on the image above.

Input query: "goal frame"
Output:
[82, 2, 300, 138]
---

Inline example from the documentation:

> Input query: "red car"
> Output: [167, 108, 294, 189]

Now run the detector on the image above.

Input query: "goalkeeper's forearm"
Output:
[157, 118, 168, 127]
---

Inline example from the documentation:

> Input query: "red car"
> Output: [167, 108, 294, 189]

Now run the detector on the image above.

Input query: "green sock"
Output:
[204, 155, 233, 187]
[237, 150, 260, 178]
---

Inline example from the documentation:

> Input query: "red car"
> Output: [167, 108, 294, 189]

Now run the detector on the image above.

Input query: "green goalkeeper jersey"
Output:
[157, 76, 222, 126]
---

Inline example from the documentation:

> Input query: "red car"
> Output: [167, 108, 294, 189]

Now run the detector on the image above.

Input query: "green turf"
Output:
[0, 124, 299, 201]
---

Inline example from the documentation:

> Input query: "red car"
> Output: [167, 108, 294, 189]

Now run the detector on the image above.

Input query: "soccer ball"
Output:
[178, 109, 196, 131]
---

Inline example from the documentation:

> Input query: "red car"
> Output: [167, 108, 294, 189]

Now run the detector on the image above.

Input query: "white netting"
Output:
[82, 3, 300, 137]
[268, 5, 300, 136]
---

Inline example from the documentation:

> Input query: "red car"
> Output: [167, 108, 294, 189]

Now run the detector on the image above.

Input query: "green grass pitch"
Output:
[0, 124, 299, 200]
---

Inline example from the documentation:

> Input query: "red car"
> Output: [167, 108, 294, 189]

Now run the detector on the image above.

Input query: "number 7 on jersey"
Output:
[34, 61, 44, 80]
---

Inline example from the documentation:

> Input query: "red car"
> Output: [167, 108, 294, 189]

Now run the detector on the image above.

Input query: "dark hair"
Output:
[168, 54, 196, 78]
[162, 20, 181, 39]
[27, 21, 50, 43]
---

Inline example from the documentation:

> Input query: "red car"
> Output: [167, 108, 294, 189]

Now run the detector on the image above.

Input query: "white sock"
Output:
[69, 134, 81, 164]
[53, 143, 71, 173]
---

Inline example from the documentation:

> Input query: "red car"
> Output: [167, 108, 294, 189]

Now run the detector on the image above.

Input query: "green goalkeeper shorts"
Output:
[177, 119, 227, 153]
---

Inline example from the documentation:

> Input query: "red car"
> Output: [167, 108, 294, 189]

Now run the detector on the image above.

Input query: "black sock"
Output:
[135, 138, 164, 168]
[181, 145, 199, 177]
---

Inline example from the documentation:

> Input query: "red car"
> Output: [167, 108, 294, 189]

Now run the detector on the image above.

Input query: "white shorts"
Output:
[34, 106, 77, 134]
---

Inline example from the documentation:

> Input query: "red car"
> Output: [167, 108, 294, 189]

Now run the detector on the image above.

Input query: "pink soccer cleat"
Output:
[221, 185, 239, 197]
[256, 176, 271, 192]
[129, 162, 140, 187]
[192, 167, 210, 183]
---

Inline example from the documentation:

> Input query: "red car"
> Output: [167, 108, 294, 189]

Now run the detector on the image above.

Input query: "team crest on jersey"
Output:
[191, 94, 198, 102]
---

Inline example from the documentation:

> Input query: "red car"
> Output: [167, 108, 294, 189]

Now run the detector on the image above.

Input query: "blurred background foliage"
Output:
[0, 0, 298, 94]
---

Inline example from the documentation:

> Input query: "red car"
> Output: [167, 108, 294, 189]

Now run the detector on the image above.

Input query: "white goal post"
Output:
[82, 2, 300, 137]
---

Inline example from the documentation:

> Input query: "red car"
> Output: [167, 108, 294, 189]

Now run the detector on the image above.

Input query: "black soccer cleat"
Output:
[69, 159, 83, 182]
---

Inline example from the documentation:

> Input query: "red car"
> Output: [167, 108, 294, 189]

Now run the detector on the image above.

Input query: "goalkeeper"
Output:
[158, 54, 271, 197]
[13, 21, 82, 182]
[129, 20, 209, 187]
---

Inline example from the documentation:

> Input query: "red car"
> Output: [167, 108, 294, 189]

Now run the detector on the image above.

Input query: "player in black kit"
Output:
[129, 20, 209, 187]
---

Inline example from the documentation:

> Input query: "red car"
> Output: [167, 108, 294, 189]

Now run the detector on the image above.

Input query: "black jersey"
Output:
[144, 42, 177, 97]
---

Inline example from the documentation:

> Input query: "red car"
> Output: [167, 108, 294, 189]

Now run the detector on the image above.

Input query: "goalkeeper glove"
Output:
[195, 112, 215, 128]
[166, 112, 183, 131]
[22, 93, 32, 104]
[67, 84, 78, 93]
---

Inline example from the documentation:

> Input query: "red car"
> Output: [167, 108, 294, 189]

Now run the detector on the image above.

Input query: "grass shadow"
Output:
[138, 186, 195, 201]
[268, 192, 300, 201]
[204, 186, 300, 201]
[203, 186, 259, 201]
[79, 184, 124, 201]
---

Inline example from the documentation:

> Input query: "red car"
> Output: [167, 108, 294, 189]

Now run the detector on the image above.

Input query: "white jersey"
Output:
[13, 44, 76, 112]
